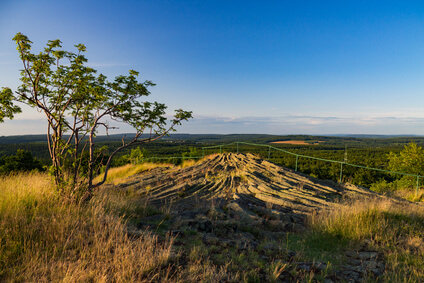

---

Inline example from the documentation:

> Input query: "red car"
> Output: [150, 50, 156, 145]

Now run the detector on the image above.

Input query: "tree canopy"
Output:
[387, 142, 424, 190]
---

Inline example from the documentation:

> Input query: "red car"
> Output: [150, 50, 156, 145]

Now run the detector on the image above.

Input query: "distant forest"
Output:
[1, 133, 422, 159]
[1, 133, 423, 189]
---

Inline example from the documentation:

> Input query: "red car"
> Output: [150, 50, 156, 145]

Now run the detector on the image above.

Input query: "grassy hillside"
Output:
[1, 158, 424, 281]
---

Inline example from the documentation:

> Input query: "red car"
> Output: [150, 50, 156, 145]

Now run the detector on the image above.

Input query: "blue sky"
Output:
[1, 0, 424, 135]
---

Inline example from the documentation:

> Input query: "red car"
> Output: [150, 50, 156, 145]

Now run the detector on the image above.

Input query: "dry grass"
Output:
[178, 259, 239, 282]
[392, 188, 424, 203]
[0, 172, 173, 282]
[306, 197, 424, 281]
[94, 162, 173, 184]
[3, 163, 424, 282]
[180, 155, 217, 169]
[267, 260, 289, 282]
[94, 157, 208, 186]
[180, 159, 198, 168]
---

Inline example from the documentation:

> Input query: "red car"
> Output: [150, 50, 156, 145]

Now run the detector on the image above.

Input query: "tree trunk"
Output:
[87, 131, 95, 195]
[72, 131, 79, 189]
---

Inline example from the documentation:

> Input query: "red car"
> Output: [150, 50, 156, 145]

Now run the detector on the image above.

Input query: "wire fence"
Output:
[141, 141, 423, 195]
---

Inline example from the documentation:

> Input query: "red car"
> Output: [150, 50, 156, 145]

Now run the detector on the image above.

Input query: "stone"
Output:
[358, 251, 378, 260]
[266, 219, 289, 231]
[202, 233, 218, 245]
[339, 269, 360, 282]
[198, 220, 213, 232]
[314, 261, 327, 271]
[226, 202, 244, 213]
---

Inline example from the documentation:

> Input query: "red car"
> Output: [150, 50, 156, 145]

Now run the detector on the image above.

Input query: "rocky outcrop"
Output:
[109, 153, 388, 282]
[113, 153, 381, 218]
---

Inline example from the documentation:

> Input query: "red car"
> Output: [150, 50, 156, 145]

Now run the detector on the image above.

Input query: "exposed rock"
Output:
[335, 250, 385, 282]
[202, 233, 218, 245]
[294, 261, 327, 272]
[109, 153, 390, 282]
[111, 153, 387, 220]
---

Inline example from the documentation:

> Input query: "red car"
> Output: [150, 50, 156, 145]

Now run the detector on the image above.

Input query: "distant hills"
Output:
[0, 133, 423, 145]
[329, 134, 423, 139]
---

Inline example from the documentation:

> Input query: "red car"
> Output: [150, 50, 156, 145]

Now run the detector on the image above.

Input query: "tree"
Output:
[182, 147, 199, 160]
[387, 142, 424, 189]
[129, 147, 145, 164]
[0, 33, 192, 198]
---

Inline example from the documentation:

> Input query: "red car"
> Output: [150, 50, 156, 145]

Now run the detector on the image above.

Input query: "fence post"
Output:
[237, 142, 239, 154]
[268, 146, 271, 161]
[416, 176, 420, 196]
[202, 148, 205, 158]
[220, 145, 222, 154]
[295, 155, 298, 171]
[339, 163, 343, 183]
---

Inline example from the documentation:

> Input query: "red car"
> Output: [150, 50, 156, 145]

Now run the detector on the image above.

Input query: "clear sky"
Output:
[1, 0, 424, 136]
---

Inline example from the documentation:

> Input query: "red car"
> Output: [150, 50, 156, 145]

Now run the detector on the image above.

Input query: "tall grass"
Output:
[93, 157, 208, 185]
[0, 172, 173, 281]
[307, 198, 424, 281]
[3, 163, 424, 282]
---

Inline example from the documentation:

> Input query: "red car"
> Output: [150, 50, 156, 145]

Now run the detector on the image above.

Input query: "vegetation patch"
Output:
[2, 153, 424, 282]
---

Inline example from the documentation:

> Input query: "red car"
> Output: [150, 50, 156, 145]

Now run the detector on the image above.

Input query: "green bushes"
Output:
[387, 142, 424, 190]
[0, 149, 44, 174]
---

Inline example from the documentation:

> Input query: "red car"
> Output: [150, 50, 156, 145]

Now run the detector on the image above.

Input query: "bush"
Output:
[0, 149, 44, 174]
[387, 142, 424, 190]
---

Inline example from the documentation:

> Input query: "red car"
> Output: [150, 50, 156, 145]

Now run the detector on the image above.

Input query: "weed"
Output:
[265, 201, 273, 210]
[267, 260, 288, 283]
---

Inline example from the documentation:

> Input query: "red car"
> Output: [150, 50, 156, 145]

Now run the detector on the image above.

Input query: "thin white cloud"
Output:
[177, 114, 424, 135]
[3, 113, 424, 136]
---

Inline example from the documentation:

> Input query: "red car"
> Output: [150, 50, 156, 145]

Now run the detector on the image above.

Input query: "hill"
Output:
[102, 153, 418, 282]
[2, 133, 424, 146]
[110, 153, 382, 216]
